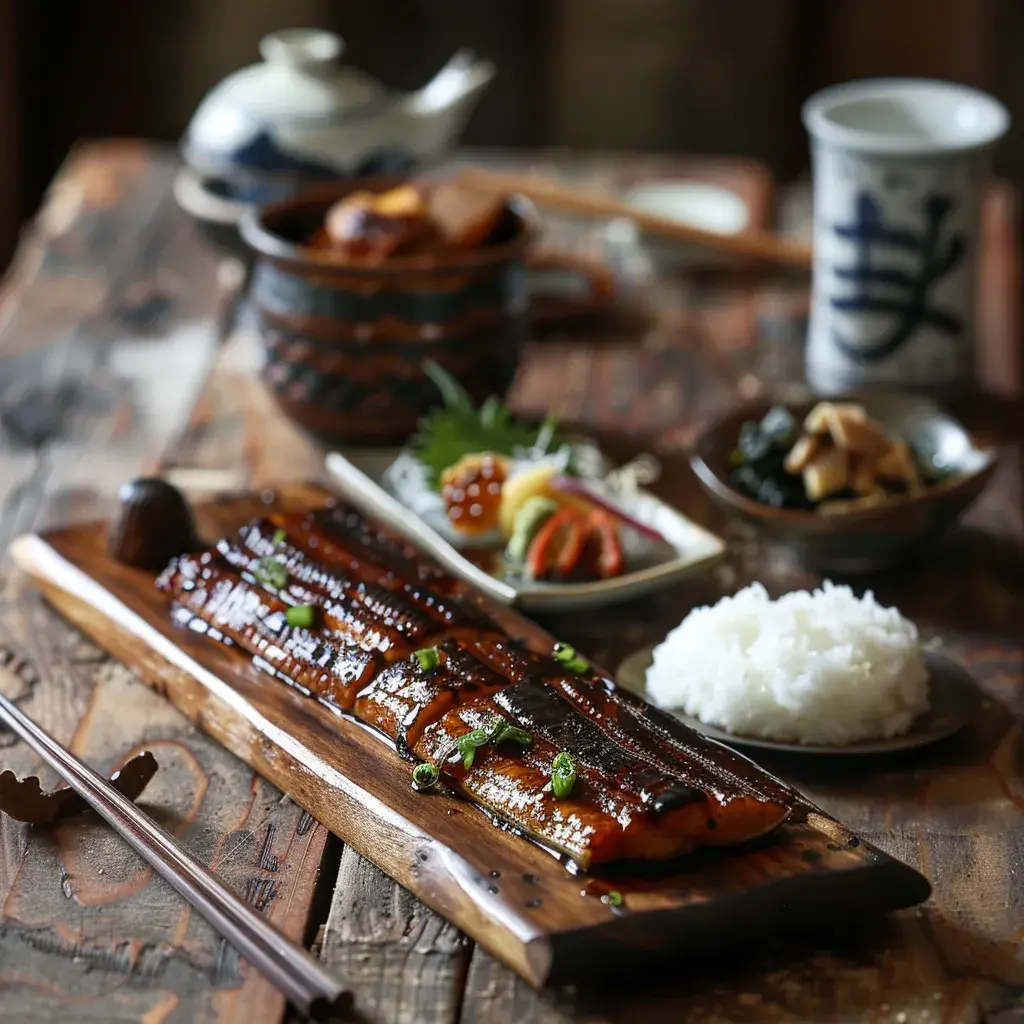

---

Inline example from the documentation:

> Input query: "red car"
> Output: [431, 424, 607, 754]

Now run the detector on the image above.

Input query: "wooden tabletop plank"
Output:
[317, 849, 469, 1024]
[0, 142, 328, 1024]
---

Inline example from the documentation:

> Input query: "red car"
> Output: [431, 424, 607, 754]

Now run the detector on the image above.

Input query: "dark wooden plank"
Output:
[0, 0, 21, 266]
[546, 0, 806, 170]
[0, 142, 329, 1024]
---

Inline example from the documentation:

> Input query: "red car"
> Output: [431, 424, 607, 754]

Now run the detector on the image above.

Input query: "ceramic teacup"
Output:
[803, 79, 1009, 397]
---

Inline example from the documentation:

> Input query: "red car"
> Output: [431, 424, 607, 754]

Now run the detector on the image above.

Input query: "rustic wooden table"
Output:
[0, 142, 1021, 1024]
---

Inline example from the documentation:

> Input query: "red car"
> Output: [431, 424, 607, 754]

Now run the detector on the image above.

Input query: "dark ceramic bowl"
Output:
[240, 180, 537, 444]
[691, 392, 999, 572]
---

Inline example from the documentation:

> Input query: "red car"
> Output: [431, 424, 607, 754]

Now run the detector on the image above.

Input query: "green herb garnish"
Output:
[410, 361, 559, 487]
[492, 720, 533, 747]
[414, 646, 441, 672]
[456, 728, 491, 769]
[603, 890, 624, 908]
[412, 762, 439, 790]
[456, 715, 532, 770]
[285, 604, 316, 629]
[552, 642, 590, 674]
[551, 751, 578, 800]
[253, 557, 288, 590]
[272, 527, 287, 547]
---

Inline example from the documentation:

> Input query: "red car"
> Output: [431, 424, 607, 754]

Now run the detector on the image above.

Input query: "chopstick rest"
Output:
[0, 749, 158, 823]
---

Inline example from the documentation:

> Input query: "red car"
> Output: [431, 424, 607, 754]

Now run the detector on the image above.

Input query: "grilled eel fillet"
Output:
[158, 504, 793, 867]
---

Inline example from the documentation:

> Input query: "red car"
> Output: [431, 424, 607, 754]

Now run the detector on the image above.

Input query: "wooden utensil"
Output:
[456, 166, 814, 268]
[0, 688, 352, 1021]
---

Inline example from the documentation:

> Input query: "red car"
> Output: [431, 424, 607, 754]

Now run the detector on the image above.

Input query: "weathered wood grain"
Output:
[0, 142, 329, 1024]
[318, 848, 469, 1024]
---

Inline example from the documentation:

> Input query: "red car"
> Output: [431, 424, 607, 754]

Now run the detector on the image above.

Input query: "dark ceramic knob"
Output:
[108, 478, 198, 570]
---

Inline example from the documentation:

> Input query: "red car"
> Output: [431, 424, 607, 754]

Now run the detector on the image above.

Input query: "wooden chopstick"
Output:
[456, 166, 813, 269]
[0, 689, 352, 1021]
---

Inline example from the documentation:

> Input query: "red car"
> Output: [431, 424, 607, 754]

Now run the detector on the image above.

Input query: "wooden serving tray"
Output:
[11, 483, 931, 987]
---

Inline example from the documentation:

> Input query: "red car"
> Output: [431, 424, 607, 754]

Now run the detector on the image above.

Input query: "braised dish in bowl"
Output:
[240, 179, 538, 445]
[241, 179, 611, 445]
[691, 392, 998, 571]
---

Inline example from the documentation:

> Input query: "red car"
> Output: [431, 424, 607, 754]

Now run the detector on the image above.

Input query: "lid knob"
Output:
[259, 29, 343, 68]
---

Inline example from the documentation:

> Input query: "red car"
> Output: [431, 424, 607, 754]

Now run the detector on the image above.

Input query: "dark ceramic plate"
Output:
[617, 646, 981, 755]
[690, 392, 999, 572]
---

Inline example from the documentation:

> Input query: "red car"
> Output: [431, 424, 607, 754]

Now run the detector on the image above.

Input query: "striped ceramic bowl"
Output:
[240, 181, 536, 444]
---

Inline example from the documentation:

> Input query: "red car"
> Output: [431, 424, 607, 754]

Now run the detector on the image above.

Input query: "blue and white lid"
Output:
[183, 30, 390, 180]
[182, 28, 495, 193]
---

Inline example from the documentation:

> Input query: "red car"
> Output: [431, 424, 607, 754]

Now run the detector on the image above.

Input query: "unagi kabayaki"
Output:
[158, 503, 793, 868]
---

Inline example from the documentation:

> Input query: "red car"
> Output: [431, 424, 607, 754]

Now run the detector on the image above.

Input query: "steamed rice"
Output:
[645, 582, 929, 745]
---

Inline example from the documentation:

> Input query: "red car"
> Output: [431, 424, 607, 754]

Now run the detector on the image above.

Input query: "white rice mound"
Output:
[645, 582, 930, 745]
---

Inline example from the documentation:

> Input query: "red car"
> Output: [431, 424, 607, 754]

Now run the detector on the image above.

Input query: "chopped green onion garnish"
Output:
[551, 751, 578, 800]
[552, 642, 589, 674]
[272, 527, 287, 547]
[253, 557, 288, 590]
[285, 604, 316, 629]
[456, 716, 532, 769]
[603, 890, 624, 908]
[456, 727, 492, 769]
[553, 642, 576, 664]
[412, 762, 439, 790]
[493, 722, 533, 747]
[414, 646, 441, 672]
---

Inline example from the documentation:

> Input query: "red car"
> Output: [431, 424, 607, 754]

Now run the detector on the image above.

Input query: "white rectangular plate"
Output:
[325, 448, 725, 611]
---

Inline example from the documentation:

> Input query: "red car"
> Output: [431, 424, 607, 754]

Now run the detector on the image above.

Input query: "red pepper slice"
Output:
[525, 506, 587, 580]
[583, 509, 624, 579]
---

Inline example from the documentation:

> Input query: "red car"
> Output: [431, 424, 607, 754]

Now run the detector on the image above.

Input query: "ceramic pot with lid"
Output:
[182, 29, 495, 202]
[175, 29, 495, 259]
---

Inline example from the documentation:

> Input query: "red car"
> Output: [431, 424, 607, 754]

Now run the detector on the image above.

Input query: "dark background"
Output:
[1, 0, 1021, 266]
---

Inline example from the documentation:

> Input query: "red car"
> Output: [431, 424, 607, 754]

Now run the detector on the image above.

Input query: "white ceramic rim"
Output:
[803, 77, 1009, 156]
[172, 166, 246, 225]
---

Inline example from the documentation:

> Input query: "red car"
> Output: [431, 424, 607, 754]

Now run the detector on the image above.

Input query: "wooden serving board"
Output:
[11, 483, 931, 988]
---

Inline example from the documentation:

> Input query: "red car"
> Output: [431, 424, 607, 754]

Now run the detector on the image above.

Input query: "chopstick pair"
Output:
[0, 689, 351, 1021]
[456, 165, 814, 269]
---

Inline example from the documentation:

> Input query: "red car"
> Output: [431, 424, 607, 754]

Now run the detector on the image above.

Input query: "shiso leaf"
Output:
[423, 359, 475, 415]
[410, 361, 561, 488]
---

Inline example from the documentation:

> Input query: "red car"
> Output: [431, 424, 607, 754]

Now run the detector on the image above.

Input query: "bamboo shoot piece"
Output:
[803, 448, 849, 501]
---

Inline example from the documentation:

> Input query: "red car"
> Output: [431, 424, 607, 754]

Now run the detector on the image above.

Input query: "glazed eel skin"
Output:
[157, 503, 794, 868]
